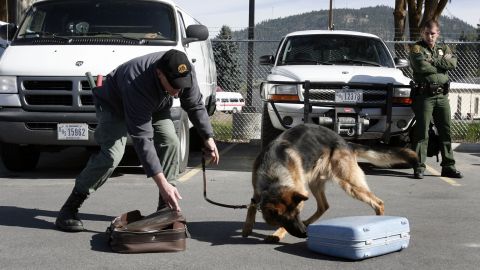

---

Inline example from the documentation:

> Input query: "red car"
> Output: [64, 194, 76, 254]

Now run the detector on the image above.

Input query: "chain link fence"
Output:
[210, 39, 480, 143]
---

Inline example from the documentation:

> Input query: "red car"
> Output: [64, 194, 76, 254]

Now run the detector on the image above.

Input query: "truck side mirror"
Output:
[394, 57, 409, 68]
[259, 82, 265, 99]
[0, 23, 18, 41]
[259, 55, 274, 65]
[183, 24, 209, 45]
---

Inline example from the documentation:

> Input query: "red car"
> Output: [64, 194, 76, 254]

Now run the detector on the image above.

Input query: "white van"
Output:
[215, 92, 245, 113]
[0, 0, 217, 172]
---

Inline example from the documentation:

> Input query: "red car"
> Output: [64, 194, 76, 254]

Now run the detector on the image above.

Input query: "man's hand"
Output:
[153, 173, 182, 211]
[203, 137, 219, 165]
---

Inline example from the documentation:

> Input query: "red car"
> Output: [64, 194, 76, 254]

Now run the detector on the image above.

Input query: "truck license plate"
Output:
[335, 89, 363, 103]
[57, 123, 89, 140]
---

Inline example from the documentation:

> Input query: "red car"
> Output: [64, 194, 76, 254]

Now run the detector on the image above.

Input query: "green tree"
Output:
[213, 25, 240, 92]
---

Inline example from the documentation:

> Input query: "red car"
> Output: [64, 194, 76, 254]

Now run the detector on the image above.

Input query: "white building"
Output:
[449, 82, 480, 120]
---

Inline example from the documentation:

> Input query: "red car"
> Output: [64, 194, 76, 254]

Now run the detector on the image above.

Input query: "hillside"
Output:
[231, 6, 476, 41]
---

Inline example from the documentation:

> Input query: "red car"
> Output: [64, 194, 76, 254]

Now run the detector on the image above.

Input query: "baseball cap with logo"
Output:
[157, 49, 192, 89]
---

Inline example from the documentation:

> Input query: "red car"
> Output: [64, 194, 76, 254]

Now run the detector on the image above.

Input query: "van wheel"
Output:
[178, 112, 190, 173]
[232, 107, 238, 114]
[0, 143, 40, 171]
[261, 104, 283, 149]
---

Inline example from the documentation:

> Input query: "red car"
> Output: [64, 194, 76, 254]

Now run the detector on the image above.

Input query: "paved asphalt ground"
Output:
[1, 142, 479, 270]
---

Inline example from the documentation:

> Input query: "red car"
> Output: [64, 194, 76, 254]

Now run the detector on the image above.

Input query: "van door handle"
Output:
[191, 58, 197, 63]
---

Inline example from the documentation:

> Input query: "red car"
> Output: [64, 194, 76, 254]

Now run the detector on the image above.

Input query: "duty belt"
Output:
[413, 82, 449, 96]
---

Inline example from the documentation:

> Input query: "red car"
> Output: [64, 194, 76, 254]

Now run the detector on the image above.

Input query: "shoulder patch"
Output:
[411, 45, 421, 54]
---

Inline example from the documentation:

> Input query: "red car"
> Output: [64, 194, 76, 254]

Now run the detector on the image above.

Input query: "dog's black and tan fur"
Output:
[242, 124, 418, 243]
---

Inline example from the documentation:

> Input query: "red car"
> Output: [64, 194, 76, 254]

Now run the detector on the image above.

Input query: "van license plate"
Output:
[57, 123, 88, 140]
[335, 89, 363, 103]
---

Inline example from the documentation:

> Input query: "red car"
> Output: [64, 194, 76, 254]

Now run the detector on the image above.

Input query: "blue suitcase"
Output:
[307, 216, 410, 260]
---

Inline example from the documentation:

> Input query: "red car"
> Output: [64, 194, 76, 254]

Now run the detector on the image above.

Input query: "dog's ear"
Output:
[292, 191, 308, 205]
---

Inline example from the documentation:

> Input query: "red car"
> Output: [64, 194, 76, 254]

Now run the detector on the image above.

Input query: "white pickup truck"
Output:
[259, 30, 415, 147]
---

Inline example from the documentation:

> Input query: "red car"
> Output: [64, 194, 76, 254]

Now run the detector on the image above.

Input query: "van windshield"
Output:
[278, 34, 394, 68]
[15, 0, 176, 44]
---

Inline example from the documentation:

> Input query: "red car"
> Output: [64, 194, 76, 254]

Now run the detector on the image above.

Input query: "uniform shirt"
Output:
[92, 51, 214, 177]
[409, 40, 457, 85]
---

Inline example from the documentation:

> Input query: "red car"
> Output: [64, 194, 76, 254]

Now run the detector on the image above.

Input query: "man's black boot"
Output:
[441, 168, 463, 178]
[55, 189, 88, 232]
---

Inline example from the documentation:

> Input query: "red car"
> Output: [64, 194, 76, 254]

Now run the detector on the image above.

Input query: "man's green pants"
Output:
[74, 107, 179, 195]
[411, 93, 456, 173]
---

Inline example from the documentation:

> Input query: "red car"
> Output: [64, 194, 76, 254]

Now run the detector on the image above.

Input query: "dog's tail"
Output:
[349, 143, 418, 168]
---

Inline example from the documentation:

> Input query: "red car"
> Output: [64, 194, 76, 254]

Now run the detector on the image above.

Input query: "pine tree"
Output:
[213, 25, 240, 92]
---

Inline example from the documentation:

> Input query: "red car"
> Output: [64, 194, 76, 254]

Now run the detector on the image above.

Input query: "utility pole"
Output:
[328, 0, 334, 30]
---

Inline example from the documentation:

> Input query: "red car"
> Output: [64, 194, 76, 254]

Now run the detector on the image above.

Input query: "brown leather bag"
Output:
[106, 208, 188, 253]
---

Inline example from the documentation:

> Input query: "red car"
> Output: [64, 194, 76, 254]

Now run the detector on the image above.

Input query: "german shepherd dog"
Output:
[242, 124, 417, 243]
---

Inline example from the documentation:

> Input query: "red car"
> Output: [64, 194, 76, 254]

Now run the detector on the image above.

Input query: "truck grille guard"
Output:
[262, 80, 413, 143]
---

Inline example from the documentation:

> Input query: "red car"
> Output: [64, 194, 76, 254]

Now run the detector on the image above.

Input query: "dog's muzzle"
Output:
[283, 215, 307, 238]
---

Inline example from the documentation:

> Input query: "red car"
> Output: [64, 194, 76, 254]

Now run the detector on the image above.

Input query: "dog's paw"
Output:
[375, 200, 385, 215]
[264, 235, 281, 243]
[241, 227, 252, 238]
[242, 222, 254, 237]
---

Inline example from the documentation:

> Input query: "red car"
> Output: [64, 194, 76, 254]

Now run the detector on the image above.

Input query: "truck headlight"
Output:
[271, 84, 298, 95]
[0, 76, 18, 93]
[265, 84, 300, 101]
[393, 88, 411, 97]
[393, 87, 412, 105]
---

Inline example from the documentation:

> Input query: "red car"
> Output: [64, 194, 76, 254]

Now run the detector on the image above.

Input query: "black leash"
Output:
[202, 157, 249, 209]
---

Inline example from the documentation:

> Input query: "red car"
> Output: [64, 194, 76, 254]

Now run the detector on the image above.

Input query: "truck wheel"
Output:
[0, 143, 40, 171]
[388, 125, 414, 148]
[388, 135, 410, 148]
[177, 112, 190, 173]
[261, 104, 283, 149]
[388, 128, 415, 169]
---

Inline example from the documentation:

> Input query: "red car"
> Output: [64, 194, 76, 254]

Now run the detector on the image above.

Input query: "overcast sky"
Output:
[175, 0, 479, 32]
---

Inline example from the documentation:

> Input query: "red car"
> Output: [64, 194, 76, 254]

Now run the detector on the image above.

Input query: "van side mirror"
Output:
[183, 25, 209, 45]
[0, 23, 18, 41]
[259, 55, 274, 65]
[394, 57, 409, 68]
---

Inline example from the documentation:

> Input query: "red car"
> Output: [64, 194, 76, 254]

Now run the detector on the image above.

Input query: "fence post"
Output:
[245, 0, 255, 112]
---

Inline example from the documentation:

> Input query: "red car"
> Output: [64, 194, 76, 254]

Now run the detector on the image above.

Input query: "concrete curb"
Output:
[452, 143, 480, 153]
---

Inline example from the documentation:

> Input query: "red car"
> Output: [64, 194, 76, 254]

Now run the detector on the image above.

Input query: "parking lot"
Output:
[1, 142, 479, 270]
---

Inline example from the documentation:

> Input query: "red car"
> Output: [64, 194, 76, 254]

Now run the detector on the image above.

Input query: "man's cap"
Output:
[157, 49, 192, 89]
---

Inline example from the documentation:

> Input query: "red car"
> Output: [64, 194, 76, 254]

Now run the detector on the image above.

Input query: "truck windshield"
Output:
[278, 34, 394, 68]
[16, 0, 176, 43]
